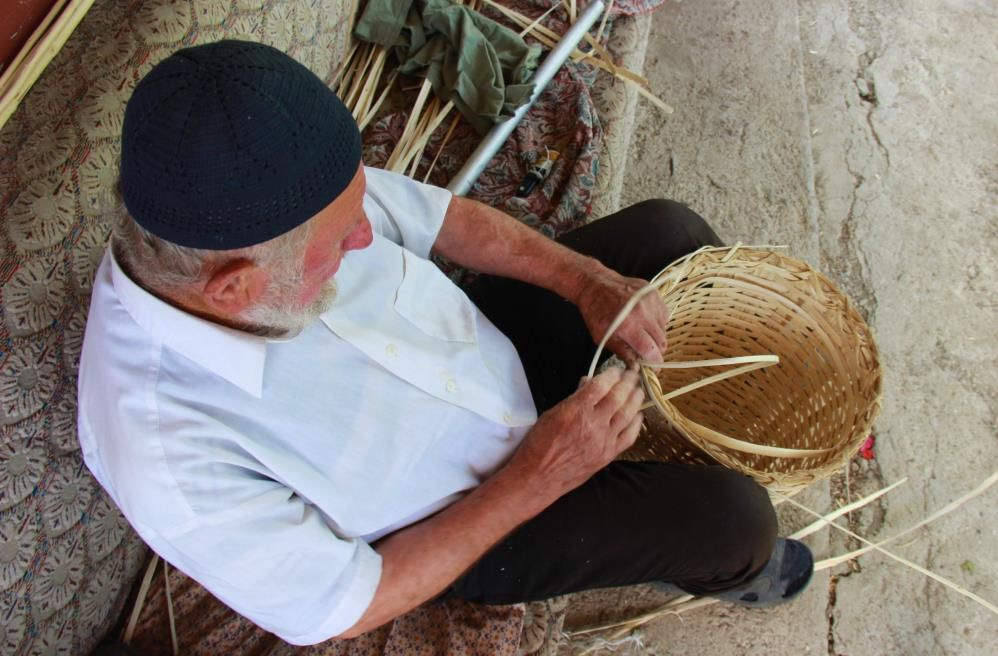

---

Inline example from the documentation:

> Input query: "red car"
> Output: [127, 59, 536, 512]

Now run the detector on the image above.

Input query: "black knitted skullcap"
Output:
[120, 40, 361, 250]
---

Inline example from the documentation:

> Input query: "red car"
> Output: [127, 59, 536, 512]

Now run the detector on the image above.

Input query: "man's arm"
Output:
[338, 366, 644, 638]
[431, 195, 670, 364]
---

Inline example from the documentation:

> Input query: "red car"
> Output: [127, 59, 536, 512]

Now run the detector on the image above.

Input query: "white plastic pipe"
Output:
[447, 0, 606, 196]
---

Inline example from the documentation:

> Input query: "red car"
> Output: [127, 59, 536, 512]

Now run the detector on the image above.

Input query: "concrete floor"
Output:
[561, 1, 998, 654]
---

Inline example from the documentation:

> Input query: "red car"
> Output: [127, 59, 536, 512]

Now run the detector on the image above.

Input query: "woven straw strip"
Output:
[640, 355, 779, 370]
[678, 416, 832, 459]
[661, 359, 778, 401]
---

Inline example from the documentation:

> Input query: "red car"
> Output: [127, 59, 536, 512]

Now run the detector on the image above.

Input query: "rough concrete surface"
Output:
[562, 1, 997, 654]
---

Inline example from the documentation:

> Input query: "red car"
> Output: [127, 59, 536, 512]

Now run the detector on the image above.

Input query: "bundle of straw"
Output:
[332, 0, 672, 181]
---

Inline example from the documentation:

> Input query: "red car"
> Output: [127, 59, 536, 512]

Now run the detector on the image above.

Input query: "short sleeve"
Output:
[157, 477, 382, 645]
[362, 166, 453, 258]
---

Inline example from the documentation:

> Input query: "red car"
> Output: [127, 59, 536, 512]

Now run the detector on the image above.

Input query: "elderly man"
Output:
[79, 41, 812, 645]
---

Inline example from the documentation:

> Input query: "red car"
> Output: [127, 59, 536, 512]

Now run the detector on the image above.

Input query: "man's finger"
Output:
[634, 296, 670, 349]
[616, 327, 661, 364]
[577, 365, 624, 402]
[594, 368, 641, 417]
[637, 329, 664, 363]
[608, 384, 645, 433]
[616, 414, 644, 452]
[606, 336, 639, 366]
[625, 382, 645, 414]
[638, 298, 670, 352]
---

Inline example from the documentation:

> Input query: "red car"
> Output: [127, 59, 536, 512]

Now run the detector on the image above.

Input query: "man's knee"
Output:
[622, 198, 722, 250]
[701, 467, 778, 567]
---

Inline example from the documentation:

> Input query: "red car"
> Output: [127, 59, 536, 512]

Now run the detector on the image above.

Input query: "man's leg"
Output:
[446, 460, 777, 604]
[467, 199, 722, 412]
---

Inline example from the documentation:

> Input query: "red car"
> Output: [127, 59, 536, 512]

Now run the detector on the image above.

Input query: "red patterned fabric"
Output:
[364, 65, 602, 285]
[362, 0, 666, 284]
[126, 560, 526, 656]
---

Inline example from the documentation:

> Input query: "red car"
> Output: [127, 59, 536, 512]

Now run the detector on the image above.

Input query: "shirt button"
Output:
[503, 412, 513, 425]
[445, 379, 457, 393]
[385, 344, 398, 357]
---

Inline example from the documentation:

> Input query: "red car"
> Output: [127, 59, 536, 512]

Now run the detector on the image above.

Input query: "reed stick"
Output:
[596, 0, 616, 44]
[816, 471, 998, 570]
[163, 560, 179, 656]
[358, 69, 399, 131]
[519, 3, 561, 38]
[570, 471, 998, 644]
[405, 100, 456, 177]
[345, 44, 378, 109]
[0, 0, 70, 94]
[386, 78, 433, 170]
[0, 0, 96, 130]
[330, 43, 359, 93]
[423, 112, 462, 182]
[790, 477, 907, 540]
[398, 99, 437, 173]
[352, 48, 387, 122]
[336, 44, 365, 100]
[122, 554, 161, 644]
[776, 488, 998, 615]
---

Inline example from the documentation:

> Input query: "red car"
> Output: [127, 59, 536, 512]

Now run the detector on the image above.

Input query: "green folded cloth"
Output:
[355, 0, 542, 134]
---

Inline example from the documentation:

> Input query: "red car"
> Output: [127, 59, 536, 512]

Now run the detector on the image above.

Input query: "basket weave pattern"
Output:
[625, 248, 883, 495]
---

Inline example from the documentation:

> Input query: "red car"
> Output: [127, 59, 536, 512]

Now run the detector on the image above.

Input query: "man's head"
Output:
[115, 40, 371, 336]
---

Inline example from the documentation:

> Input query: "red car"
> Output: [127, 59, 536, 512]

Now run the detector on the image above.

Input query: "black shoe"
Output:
[711, 538, 814, 608]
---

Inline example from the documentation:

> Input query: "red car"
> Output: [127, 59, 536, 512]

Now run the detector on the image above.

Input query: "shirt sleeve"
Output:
[148, 469, 382, 645]
[362, 166, 453, 258]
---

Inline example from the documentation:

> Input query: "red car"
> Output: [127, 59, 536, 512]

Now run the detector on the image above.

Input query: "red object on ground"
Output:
[859, 434, 876, 460]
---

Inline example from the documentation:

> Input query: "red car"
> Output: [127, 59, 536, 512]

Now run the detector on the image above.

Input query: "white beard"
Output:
[241, 280, 338, 338]
[239, 248, 338, 338]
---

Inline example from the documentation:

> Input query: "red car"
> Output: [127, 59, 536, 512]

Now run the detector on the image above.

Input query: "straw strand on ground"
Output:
[776, 484, 998, 615]
[569, 472, 996, 644]
[405, 100, 456, 176]
[423, 113, 461, 182]
[790, 477, 907, 540]
[596, 0, 616, 44]
[122, 554, 160, 644]
[163, 560, 179, 655]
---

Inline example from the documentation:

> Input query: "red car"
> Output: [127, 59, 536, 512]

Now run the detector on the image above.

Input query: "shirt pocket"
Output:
[393, 250, 478, 344]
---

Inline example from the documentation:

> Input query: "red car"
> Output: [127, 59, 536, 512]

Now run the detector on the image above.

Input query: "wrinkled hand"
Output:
[576, 266, 671, 364]
[507, 366, 644, 508]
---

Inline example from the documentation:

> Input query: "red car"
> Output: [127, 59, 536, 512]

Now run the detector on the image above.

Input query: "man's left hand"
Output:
[575, 266, 671, 364]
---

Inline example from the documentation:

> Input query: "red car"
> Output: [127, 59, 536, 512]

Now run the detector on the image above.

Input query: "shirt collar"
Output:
[108, 249, 269, 398]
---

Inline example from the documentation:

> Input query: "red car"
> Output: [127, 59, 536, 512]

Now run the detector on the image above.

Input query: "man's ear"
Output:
[201, 258, 268, 316]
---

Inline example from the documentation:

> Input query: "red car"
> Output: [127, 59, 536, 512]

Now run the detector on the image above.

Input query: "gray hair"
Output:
[111, 204, 312, 298]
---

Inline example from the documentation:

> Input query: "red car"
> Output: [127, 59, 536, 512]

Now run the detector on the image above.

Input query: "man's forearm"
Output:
[431, 195, 607, 304]
[339, 366, 645, 639]
[433, 195, 672, 364]
[337, 460, 543, 638]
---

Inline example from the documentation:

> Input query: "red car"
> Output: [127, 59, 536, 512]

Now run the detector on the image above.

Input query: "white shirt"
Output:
[77, 167, 537, 645]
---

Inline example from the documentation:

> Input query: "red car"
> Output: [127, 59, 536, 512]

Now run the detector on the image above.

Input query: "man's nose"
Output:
[343, 217, 373, 251]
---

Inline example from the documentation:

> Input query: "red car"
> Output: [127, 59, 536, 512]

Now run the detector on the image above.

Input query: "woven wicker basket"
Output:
[620, 246, 883, 495]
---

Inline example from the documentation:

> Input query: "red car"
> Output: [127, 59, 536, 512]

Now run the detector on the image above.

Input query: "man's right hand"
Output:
[339, 366, 644, 639]
[505, 365, 645, 511]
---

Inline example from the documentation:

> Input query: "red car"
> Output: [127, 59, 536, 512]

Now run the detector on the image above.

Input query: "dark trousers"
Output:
[446, 200, 778, 604]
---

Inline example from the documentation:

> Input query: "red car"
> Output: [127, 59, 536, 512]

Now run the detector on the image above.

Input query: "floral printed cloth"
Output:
[127, 560, 540, 656]
[0, 0, 665, 654]
[0, 1, 356, 654]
